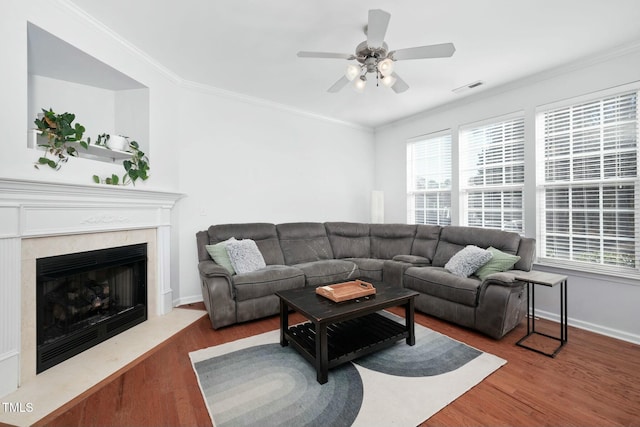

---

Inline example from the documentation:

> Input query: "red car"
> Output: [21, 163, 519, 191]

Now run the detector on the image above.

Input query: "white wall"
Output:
[114, 88, 150, 154]
[374, 47, 640, 343]
[1, 0, 179, 190]
[2, 0, 376, 315]
[174, 85, 375, 304]
[3, 0, 636, 345]
[28, 75, 116, 139]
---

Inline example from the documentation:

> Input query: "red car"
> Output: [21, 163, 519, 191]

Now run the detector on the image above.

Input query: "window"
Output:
[460, 115, 525, 232]
[407, 132, 452, 225]
[537, 89, 639, 274]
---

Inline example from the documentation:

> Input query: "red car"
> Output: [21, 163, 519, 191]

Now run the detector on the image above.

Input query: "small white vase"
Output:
[108, 135, 129, 151]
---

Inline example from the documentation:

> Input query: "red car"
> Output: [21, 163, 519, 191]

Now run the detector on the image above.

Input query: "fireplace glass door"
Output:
[36, 243, 147, 373]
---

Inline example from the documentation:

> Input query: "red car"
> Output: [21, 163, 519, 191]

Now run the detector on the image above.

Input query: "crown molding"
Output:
[58, 0, 372, 133]
[58, 0, 182, 85]
[376, 39, 640, 131]
[180, 80, 373, 133]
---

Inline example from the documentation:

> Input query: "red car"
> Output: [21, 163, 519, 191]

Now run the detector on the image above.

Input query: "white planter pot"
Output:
[108, 135, 129, 151]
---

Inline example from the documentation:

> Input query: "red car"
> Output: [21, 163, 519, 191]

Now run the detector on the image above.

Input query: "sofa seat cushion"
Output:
[293, 260, 360, 287]
[233, 265, 305, 301]
[404, 266, 481, 307]
[392, 254, 430, 266]
[345, 258, 384, 282]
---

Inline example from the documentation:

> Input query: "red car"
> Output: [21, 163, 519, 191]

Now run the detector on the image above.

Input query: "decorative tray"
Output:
[315, 280, 376, 302]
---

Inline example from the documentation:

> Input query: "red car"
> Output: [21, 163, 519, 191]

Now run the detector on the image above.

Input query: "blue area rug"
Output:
[190, 313, 506, 427]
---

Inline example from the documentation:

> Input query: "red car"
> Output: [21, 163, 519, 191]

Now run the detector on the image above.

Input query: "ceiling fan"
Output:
[297, 9, 455, 93]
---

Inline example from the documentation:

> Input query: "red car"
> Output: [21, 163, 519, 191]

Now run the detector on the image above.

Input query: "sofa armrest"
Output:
[481, 271, 519, 286]
[475, 270, 527, 339]
[198, 260, 236, 329]
[198, 260, 231, 279]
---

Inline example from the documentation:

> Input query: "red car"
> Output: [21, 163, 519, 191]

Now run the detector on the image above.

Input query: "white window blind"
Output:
[538, 89, 639, 273]
[460, 116, 525, 232]
[407, 133, 452, 225]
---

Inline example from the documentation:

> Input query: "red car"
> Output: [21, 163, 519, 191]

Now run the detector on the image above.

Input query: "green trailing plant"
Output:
[94, 133, 110, 147]
[93, 138, 150, 186]
[34, 108, 89, 169]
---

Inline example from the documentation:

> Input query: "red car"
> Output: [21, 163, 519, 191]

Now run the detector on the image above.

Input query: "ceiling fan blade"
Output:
[297, 51, 355, 60]
[327, 76, 350, 93]
[391, 43, 456, 61]
[367, 9, 391, 48]
[391, 73, 409, 93]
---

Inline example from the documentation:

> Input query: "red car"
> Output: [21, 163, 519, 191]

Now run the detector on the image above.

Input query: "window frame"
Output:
[406, 130, 452, 226]
[535, 83, 640, 277]
[459, 112, 526, 233]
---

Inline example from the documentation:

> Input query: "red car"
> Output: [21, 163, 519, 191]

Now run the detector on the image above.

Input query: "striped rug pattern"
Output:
[190, 314, 506, 426]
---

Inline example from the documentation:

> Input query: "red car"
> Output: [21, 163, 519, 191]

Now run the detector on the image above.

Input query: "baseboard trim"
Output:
[0, 351, 20, 399]
[173, 294, 203, 307]
[534, 308, 640, 345]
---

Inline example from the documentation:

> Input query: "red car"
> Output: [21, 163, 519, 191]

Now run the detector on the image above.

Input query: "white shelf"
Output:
[30, 130, 131, 162]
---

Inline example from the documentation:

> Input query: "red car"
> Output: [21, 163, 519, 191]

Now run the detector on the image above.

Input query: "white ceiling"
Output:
[68, 0, 640, 129]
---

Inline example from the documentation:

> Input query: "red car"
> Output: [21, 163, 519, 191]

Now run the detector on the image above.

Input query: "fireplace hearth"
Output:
[36, 243, 147, 373]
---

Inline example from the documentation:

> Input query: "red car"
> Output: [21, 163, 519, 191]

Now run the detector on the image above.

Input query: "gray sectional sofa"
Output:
[195, 222, 536, 339]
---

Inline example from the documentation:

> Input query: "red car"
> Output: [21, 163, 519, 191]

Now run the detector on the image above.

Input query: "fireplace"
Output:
[36, 243, 148, 373]
[0, 178, 182, 398]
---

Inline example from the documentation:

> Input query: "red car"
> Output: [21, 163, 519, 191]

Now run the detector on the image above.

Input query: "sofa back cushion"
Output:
[277, 222, 334, 265]
[514, 237, 536, 271]
[324, 222, 370, 259]
[432, 226, 521, 267]
[207, 223, 285, 265]
[411, 225, 442, 262]
[370, 224, 417, 259]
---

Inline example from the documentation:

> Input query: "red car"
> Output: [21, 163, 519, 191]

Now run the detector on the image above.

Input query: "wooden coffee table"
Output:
[276, 284, 419, 384]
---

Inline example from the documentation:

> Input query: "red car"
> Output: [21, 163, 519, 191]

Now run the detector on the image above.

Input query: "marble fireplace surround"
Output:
[0, 178, 183, 398]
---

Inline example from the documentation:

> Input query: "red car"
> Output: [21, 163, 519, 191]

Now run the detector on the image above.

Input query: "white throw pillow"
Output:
[445, 245, 493, 278]
[225, 239, 266, 274]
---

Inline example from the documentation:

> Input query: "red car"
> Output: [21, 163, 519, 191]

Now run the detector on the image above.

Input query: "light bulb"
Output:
[345, 64, 360, 81]
[381, 74, 397, 88]
[377, 58, 394, 76]
[353, 75, 367, 92]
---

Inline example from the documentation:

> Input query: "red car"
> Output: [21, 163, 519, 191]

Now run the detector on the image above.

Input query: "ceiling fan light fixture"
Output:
[345, 64, 361, 81]
[377, 58, 394, 76]
[381, 73, 397, 88]
[353, 75, 367, 92]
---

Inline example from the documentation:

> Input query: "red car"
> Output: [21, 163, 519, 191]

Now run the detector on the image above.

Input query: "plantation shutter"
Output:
[538, 90, 639, 273]
[459, 115, 525, 232]
[407, 132, 452, 225]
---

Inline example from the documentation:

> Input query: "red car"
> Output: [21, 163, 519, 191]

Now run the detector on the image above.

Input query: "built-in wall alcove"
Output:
[26, 22, 150, 163]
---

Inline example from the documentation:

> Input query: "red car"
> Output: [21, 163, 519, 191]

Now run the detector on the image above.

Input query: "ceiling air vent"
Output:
[452, 80, 484, 94]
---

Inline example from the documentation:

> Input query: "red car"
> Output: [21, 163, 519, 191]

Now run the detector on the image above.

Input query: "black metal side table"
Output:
[514, 270, 568, 357]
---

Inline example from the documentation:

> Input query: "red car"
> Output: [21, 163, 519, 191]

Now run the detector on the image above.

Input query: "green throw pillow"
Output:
[205, 238, 236, 275]
[475, 247, 521, 281]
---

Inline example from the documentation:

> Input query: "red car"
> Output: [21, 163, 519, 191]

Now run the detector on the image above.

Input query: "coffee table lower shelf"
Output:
[284, 312, 407, 375]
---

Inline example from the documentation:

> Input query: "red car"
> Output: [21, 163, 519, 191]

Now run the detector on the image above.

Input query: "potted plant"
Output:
[33, 108, 89, 169]
[93, 138, 150, 186]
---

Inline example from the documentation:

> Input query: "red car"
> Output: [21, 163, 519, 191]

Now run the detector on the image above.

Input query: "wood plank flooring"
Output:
[33, 303, 640, 426]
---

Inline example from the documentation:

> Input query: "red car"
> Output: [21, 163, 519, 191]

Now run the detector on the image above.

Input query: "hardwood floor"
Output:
[33, 303, 640, 427]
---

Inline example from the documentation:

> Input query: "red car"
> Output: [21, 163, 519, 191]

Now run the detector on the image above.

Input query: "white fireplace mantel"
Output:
[0, 178, 183, 398]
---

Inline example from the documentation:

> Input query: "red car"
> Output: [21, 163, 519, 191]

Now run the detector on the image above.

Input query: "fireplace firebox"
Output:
[36, 243, 147, 373]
